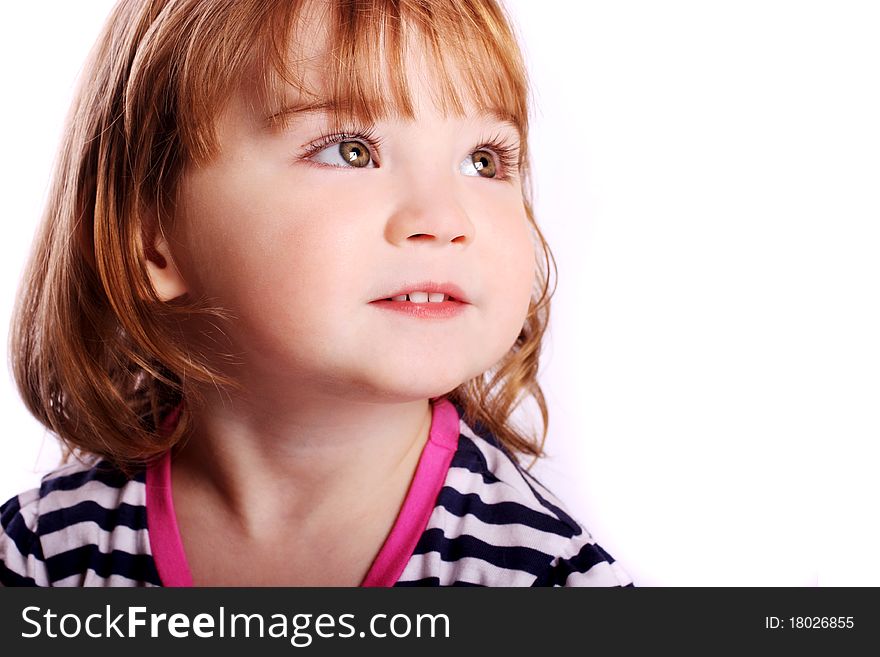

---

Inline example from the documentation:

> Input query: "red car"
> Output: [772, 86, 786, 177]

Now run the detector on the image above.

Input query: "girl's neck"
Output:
[169, 385, 433, 539]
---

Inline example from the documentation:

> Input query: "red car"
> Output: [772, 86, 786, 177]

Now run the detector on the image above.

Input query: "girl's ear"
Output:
[144, 222, 189, 302]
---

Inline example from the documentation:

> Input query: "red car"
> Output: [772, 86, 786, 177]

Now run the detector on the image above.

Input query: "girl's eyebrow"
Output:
[265, 101, 519, 136]
[479, 109, 520, 136]
[265, 100, 340, 129]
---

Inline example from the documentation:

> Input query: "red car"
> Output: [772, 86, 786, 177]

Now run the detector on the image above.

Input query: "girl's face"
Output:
[164, 27, 535, 403]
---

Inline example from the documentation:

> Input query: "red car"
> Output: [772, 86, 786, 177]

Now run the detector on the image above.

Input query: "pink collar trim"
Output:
[145, 398, 461, 587]
[360, 398, 460, 586]
[145, 447, 193, 587]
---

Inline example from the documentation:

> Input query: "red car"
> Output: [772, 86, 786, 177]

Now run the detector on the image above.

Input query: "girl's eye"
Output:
[310, 139, 376, 169]
[459, 149, 498, 179]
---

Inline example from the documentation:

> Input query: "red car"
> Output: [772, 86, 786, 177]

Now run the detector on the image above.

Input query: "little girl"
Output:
[1, 0, 632, 587]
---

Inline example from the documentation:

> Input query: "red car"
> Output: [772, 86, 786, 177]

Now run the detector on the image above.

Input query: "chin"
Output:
[357, 364, 471, 403]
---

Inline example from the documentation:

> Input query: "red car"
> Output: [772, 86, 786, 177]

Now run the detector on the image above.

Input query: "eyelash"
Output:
[303, 125, 386, 164]
[474, 131, 521, 181]
[301, 126, 521, 181]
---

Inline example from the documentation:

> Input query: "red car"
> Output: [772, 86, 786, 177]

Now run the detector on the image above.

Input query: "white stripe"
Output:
[41, 523, 151, 560]
[562, 560, 631, 587]
[440, 555, 538, 586]
[444, 464, 561, 517]
[398, 551, 538, 586]
[52, 570, 157, 588]
[10, 487, 41, 511]
[0, 541, 52, 587]
[542, 531, 633, 586]
[397, 548, 444, 583]
[435, 504, 584, 554]
[39, 478, 146, 518]
[610, 560, 634, 586]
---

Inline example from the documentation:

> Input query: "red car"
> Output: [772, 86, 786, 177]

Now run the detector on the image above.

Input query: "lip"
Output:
[370, 298, 468, 319]
[369, 280, 471, 320]
[370, 281, 471, 305]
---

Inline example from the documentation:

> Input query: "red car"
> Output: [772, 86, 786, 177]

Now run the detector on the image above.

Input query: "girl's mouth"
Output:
[369, 295, 468, 319]
[383, 292, 456, 303]
[371, 282, 472, 306]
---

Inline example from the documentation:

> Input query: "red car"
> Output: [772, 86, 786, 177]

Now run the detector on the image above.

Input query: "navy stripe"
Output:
[39, 461, 135, 495]
[0, 494, 21, 521]
[450, 438, 501, 484]
[0, 496, 44, 561]
[530, 541, 610, 586]
[394, 577, 484, 587]
[413, 527, 551, 576]
[0, 560, 38, 587]
[436, 486, 576, 538]
[458, 434, 583, 536]
[45, 545, 161, 585]
[395, 577, 439, 587]
[39, 501, 148, 536]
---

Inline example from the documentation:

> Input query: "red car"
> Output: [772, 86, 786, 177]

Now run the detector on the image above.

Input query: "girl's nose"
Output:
[383, 180, 475, 247]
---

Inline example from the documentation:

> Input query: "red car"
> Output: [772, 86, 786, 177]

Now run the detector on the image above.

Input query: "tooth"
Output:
[391, 294, 408, 302]
[428, 293, 445, 303]
[408, 291, 429, 303]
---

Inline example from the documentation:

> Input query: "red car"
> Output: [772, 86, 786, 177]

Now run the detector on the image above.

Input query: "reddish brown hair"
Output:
[8, 0, 556, 477]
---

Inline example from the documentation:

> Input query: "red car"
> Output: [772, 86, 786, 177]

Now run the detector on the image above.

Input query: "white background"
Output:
[2, 1, 878, 586]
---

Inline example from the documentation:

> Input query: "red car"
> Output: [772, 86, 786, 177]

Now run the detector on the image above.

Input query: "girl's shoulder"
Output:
[414, 417, 633, 587]
[0, 456, 159, 587]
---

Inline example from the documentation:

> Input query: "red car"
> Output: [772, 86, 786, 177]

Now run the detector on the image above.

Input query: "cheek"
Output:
[485, 209, 538, 343]
[506, 209, 538, 295]
[175, 168, 358, 298]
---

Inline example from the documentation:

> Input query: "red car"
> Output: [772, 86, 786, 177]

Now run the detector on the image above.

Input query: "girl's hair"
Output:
[8, 0, 557, 477]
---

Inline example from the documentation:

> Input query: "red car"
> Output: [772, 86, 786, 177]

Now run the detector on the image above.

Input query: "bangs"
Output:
[174, 0, 530, 165]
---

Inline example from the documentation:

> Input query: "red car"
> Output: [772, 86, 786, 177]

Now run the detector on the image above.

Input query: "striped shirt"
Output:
[0, 398, 632, 587]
